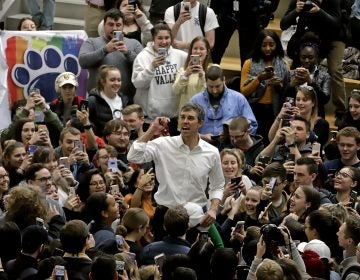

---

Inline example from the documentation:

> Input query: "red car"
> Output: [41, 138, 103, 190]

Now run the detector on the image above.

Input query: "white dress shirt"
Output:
[127, 135, 224, 208]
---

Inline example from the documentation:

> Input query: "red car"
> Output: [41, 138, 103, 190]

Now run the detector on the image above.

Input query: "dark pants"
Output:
[250, 103, 274, 146]
[211, 16, 261, 66]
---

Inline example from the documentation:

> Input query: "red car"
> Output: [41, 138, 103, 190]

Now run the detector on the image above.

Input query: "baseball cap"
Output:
[55, 72, 78, 92]
[297, 239, 331, 260]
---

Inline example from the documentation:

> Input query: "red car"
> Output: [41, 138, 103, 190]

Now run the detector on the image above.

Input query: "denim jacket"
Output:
[191, 86, 258, 135]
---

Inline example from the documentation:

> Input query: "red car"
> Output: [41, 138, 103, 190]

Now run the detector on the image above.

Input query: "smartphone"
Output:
[312, 142, 321, 156]
[286, 153, 295, 162]
[231, 176, 242, 185]
[328, 168, 337, 177]
[68, 186, 76, 196]
[199, 231, 209, 242]
[74, 140, 83, 151]
[269, 177, 277, 193]
[154, 253, 166, 273]
[79, 100, 88, 111]
[330, 130, 338, 139]
[190, 54, 200, 65]
[282, 118, 291, 128]
[234, 221, 245, 233]
[115, 234, 125, 247]
[108, 159, 118, 172]
[116, 260, 125, 275]
[258, 155, 271, 166]
[30, 87, 41, 96]
[59, 157, 70, 169]
[36, 217, 45, 228]
[182, 2, 191, 12]
[157, 47, 167, 57]
[285, 97, 295, 107]
[38, 124, 48, 133]
[54, 265, 65, 280]
[264, 66, 274, 73]
[258, 202, 273, 220]
[128, 0, 137, 9]
[110, 184, 119, 195]
[113, 31, 124, 41]
[28, 144, 37, 156]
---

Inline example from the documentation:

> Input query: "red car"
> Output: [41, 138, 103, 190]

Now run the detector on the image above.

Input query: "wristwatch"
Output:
[83, 124, 92, 130]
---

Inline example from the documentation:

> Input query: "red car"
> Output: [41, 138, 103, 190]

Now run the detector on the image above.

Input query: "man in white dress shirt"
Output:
[127, 103, 224, 240]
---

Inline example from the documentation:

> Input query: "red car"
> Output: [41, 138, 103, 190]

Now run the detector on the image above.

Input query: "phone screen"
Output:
[269, 177, 277, 193]
[231, 176, 242, 185]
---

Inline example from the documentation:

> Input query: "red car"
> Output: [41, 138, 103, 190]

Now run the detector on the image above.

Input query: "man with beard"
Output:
[103, 119, 131, 164]
[79, 8, 143, 103]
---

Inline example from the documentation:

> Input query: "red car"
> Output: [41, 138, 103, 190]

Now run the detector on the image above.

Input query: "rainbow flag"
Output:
[0, 30, 88, 129]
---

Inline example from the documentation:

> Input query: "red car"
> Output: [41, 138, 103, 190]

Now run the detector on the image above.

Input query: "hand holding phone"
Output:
[108, 159, 118, 172]
[54, 265, 65, 280]
[268, 177, 277, 193]
[258, 202, 273, 221]
[231, 176, 242, 186]
[79, 100, 88, 111]
[190, 55, 200, 66]
[113, 31, 124, 41]
[154, 253, 166, 274]
[234, 221, 245, 233]
[182, 2, 191, 12]
[312, 142, 321, 156]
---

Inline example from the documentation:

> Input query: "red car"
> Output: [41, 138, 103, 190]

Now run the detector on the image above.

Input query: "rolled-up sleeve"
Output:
[208, 151, 225, 201]
[127, 141, 157, 164]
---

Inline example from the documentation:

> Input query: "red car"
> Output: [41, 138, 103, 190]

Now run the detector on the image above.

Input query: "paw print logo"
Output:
[11, 45, 80, 102]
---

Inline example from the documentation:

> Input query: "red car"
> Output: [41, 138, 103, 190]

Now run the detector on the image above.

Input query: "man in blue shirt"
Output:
[191, 65, 257, 142]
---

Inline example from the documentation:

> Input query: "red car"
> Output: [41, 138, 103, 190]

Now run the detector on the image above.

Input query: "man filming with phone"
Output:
[258, 115, 312, 163]
[127, 103, 224, 241]
[79, 8, 143, 102]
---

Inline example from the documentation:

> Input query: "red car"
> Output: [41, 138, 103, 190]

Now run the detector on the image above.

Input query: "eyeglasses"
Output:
[0, 173, 9, 180]
[90, 180, 105, 187]
[35, 176, 52, 183]
[207, 105, 223, 120]
[335, 171, 353, 180]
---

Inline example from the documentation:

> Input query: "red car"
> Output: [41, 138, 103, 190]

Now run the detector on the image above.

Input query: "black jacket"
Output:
[88, 89, 128, 137]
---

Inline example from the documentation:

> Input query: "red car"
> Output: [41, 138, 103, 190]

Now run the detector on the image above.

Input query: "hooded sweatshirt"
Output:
[132, 42, 187, 122]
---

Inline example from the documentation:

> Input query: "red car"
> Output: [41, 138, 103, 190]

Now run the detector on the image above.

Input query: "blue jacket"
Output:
[191, 86, 257, 135]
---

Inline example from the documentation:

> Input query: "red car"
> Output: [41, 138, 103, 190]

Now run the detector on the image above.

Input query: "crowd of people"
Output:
[2, 0, 360, 279]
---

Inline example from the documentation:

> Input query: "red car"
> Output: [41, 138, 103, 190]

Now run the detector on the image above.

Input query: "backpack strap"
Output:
[198, 3, 207, 36]
[173, 2, 207, 36]
[173, 2, 182, 23]
[342, 264, 360, 280]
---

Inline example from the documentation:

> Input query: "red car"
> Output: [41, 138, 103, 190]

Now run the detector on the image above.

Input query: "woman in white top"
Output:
[132, 21, 187, 134]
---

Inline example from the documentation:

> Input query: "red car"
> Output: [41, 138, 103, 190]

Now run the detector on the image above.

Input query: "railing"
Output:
[0, 0, 15, 22]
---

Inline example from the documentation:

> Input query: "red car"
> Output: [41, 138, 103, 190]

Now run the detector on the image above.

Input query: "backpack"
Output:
[342, 264, 360, 280]
[173, 2, 207, 36]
